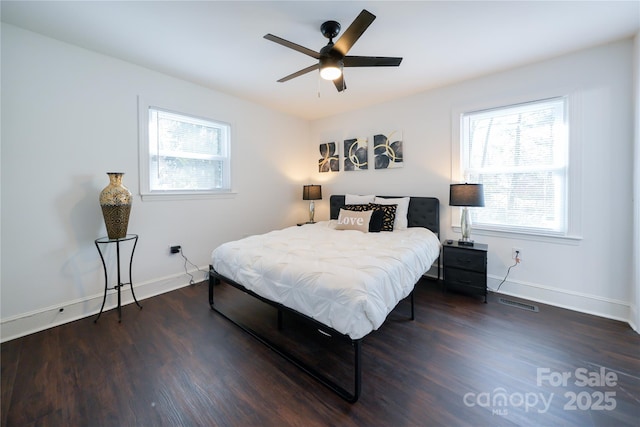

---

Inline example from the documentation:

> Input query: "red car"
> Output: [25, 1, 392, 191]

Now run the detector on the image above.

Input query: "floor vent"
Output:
[498, 298, 539, 312]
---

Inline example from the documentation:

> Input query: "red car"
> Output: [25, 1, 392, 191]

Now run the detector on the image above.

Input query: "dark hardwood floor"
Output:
[2, 278, 639, 426]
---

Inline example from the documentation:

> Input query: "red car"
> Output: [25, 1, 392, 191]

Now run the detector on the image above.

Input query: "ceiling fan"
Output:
[264, 9, 402, 92]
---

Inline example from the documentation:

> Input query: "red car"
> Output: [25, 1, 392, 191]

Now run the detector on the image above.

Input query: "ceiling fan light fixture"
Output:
[319, 57, 343, 80]
[320, 66, 341, 80]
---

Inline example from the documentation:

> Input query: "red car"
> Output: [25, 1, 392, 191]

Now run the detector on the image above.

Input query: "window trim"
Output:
[138, 96, 235, 201]
[451, 93, 583, 242]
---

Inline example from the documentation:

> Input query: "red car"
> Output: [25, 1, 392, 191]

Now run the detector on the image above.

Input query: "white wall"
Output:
[310, 39, 636, 326]
[1, 24, 310, 341]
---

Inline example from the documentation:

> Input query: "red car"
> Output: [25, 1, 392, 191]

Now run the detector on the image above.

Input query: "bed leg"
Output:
[410, 291, 415, 321]
[208, 265, 216, 309]
[352, 340, 362, 403]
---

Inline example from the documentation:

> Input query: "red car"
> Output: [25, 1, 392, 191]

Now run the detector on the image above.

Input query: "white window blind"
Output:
[461, 97, 568, 235]
[147, 108, 230, 193]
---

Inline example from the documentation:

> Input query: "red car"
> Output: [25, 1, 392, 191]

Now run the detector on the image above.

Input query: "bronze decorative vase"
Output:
[99, 172, 132, 239]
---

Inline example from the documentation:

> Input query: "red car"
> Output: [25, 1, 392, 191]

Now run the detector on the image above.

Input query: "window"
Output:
[460, 97, 568, 236]
[140, 104, 231, 199]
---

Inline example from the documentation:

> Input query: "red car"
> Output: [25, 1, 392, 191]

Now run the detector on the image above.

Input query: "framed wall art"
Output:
[374, 131, 403, 169]
[344, 137, 368, 171]
[319, 142, 339, 172]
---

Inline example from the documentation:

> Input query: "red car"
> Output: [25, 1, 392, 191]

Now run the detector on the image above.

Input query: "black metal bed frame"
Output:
[208, 195, 439, 403]
[209, 270, 415, 403]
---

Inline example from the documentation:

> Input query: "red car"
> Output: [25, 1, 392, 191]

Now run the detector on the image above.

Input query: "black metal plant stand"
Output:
[94, 234, 142, 322]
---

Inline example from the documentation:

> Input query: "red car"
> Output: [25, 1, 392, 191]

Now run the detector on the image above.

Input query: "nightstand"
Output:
[442, 241, 488, 303]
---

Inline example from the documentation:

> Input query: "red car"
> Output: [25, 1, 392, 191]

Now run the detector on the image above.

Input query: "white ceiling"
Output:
[2, 1, 639, 120]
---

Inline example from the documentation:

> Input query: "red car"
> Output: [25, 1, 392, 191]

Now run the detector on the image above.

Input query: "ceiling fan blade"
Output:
[343, 56, 403, 67]
[333, 75, 346, 92]
[277, 64, 319, 82]
[332, 9, 376, 57]
[264, 34, 320, 59]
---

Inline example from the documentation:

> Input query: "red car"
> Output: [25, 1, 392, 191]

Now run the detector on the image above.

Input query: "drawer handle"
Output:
[456, 257, 471, 264]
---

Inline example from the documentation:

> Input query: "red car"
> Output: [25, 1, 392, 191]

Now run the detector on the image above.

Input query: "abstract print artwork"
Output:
[374, 131, 403, 169]
[319, 142, 339, 173]
[344, 137, 368, 171]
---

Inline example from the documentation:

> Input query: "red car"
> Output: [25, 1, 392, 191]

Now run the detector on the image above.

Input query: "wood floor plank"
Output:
[1, 279, 639, 426]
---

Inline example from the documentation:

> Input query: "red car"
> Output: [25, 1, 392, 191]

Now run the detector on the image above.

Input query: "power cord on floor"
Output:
[179, 248, 208, 285]
[494, 251, 520, 292]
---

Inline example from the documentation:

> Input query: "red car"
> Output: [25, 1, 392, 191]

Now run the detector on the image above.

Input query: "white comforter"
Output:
[211, 221, 441, 339]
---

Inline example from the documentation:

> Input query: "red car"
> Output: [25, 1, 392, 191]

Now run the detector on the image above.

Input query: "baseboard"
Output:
[0, 267, 210, 343]
[487, 275, 632, 327]
[4, 270, 635, 342]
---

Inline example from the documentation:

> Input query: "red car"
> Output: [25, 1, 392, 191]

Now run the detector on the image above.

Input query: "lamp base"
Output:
[308, 200, 315, 223]
[458, 239, 475, 247]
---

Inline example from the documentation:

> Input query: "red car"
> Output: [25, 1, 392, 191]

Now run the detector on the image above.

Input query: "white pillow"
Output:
[335, 209, 372, 232]
[345, 194, 375, 205]
[374, 197, 410, 230]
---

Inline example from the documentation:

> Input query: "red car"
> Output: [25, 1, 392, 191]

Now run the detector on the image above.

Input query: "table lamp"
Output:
[303, 184, 322, 223]
[449, 183, 485, 246]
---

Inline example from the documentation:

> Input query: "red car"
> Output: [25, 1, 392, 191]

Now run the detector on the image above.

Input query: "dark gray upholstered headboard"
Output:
[329, 195, 440, 236]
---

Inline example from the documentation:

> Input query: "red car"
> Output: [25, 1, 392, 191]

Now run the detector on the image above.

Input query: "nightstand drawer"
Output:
[444, 267, 486, 289]
[443, 248, 486, 271]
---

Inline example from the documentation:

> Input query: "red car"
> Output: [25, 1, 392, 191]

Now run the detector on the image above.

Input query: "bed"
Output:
[209, 195, 440, 402]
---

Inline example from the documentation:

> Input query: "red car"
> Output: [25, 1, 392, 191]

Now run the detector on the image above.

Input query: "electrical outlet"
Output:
[170, 245, 181, 254]
[512, 248, 522, 261]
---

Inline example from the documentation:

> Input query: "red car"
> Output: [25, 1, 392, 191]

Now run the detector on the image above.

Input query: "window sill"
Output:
[451, 226, 583, 245]
[141, 191, 237, 202]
